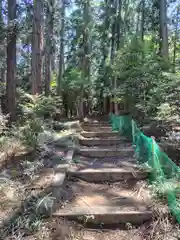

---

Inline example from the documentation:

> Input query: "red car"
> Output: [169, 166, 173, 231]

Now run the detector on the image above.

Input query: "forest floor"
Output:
[1, 118, 180, 240]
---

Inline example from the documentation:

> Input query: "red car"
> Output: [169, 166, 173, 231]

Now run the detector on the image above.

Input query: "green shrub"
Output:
[32, 96, 57, 118]
[13, 118, 43, 149]
[17, 89, 58, 120]
[112, 39, 163, 114]
[156, 103, 177, 121]
[0, 113, 8, 135]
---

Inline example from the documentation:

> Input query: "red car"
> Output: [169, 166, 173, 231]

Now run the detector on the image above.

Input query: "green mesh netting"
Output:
[109, 113, 180, 223]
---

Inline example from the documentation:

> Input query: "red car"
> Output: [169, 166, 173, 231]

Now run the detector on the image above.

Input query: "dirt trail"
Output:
[48, 120, 155, 240]
[1, 119, 178, 240]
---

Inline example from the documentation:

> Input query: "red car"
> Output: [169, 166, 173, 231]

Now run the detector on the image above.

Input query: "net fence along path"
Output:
[109, 113, 180, 223]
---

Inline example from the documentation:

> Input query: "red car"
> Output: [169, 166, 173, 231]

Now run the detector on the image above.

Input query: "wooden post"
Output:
[132, 119, 135, 143]
[110, 96, 114, 113]
[151, 136, 164, 181]
[151, 137, 155, 165]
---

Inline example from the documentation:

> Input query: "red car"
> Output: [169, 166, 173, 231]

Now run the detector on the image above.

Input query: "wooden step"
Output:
[82, 119, 109, 124]
[83, 122, 109, 125]
[81, 131, 119, 138]
[79, 137, 129, 146]
[72, 155, 140, 170]
[78, 146, 134, 158]
[82, 126, 112, 132]
[68, 167, 150, 182]
[82, 123, 110, 127]
[53, 206, 152, 225]
[52, 180, 152, 225]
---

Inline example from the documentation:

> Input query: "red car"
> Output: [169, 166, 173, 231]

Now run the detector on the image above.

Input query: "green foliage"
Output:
[0, 82, 5, 97]
[156, 103, 176, 121]
[50, 72, 58, 89]
[16, 118, 43, 149]
[112, 39, 178, 120]
[0, 113, 8, 135]
[32, 96, 57, 118]
[147, 72, 180, 119]
[17, 89, 58, 119]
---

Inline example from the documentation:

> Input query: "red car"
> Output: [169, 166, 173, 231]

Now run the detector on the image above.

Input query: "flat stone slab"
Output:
[78, 146, 134, 158]
[52, 180, 152, 225]
[28, 168, 55, 189]
[44, 149, 75, 171]
[52, 172, 66, 186]
[81, 131, 118, 138]
[68, 167, 150, 182]
[28, 149, 74, 189]
[27, 168, 65, 189]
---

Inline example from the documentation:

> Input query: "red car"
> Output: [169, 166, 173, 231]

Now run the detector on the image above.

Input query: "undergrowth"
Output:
[1, 188, 54, 239]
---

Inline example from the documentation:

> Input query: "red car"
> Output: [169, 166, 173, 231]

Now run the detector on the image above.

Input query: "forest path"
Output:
[49, 118, 154, 239]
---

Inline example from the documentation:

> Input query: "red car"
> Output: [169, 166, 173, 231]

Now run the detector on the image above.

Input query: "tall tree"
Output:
[114, 0, 122, 114]
[78, 0, 91, 118]
[109, 0, 117, 113]
[57, 0, 65, 95]
[140, 0, 145, 42]
[172, 5, 179, 73]
[32, 0, 43, 95]
[45, 0, 55, 96]
[6, 0, 16, 121]
[99, 0, 111, 114]
[159, 0, 169, 61]
[0, 0, 5, 83]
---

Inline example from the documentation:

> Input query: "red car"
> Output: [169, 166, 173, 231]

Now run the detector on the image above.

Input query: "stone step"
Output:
[79, 137, 130, 146]
[52, 180, 152, 225]
[81, 131, 119, 138]
[78, 146, 134, 158]
[68, 167, 150, 182]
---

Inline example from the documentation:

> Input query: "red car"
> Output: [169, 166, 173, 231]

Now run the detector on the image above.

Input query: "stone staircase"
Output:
[52, 120, 152, 226]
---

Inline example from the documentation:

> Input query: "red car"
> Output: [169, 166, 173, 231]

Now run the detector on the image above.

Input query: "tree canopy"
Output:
[0, 0, 179, 120]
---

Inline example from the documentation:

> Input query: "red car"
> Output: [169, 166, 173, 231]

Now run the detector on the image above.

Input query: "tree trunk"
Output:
[45, 0, 54, 96]
[79, 89, 84, 119]
[100, 0, 111, 106]
[83, 0, 90, 79]
[102, 0, 110, 63]
[140, 0, 145, 42]
[111, 0, 118, 115]
[114, 0, 122, 115]
[110, 1, 116, 114]
[51, 54, 55, 72]
[136, 11, 140, 36]
[32, 0, 43, 95]
[173, 6, 179, 73]
[110, 98, 114, 113]
[0, 0, 5, 84]
[79, 0, 90, 119]
[116, 0, 122, 50]
[103, 97, 107, 114]
[159, 0, 169, 61]
[57, 0, 65, 95]
[6, 0, 16, 121]
[110, 7, 116, 66]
